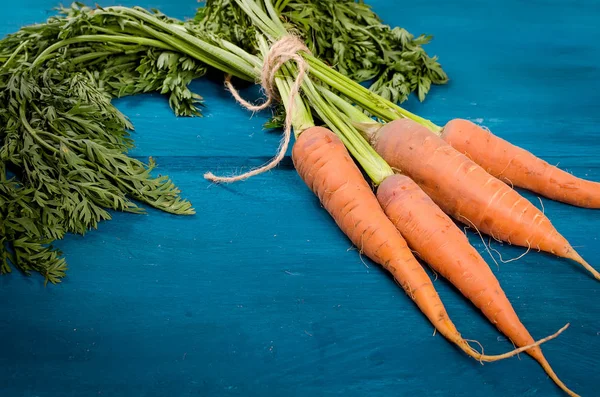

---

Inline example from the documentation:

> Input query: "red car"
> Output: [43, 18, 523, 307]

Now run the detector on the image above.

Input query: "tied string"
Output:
[204, 35, 310, 183]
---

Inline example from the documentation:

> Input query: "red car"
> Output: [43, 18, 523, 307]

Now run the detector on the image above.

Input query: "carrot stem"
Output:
[100, 7, 260, 81]
[318, 87, 373, 124]
[305, 55, 443, 133]
[30, 35, 174, 68]
[300, 77, 393, 184]
[233, 0, 444, 135]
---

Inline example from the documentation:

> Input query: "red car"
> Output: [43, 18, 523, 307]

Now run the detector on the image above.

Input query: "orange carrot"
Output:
[377, 174, 578, 397]
[370, 118, 600, 280]
[442, 118, 600, 208]
[292, 126, 564, 362]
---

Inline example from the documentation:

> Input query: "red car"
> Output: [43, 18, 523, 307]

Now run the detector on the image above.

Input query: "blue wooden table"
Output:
[1, 1, 599, 396]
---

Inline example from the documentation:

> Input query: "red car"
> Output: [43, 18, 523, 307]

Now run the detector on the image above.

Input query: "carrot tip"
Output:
[567, 249, 600, 281]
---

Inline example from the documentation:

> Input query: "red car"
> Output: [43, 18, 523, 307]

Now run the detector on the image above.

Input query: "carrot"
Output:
[292, 125, 564, 363]
[321, 89, 577, 395]
[377, 173, 578, 397]
[204, 37, 569, 386]
[442, 118, 600, 209]
[369, 118, 600, 280]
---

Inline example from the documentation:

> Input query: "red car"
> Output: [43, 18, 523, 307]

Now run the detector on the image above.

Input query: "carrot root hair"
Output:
[457, 323, 570, 364]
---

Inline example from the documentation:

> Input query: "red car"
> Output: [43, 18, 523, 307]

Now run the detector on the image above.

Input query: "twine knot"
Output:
[204, 35, 310, 183]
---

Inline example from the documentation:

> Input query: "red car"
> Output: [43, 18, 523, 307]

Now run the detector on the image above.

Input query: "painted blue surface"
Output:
[1, 1, 599, 396]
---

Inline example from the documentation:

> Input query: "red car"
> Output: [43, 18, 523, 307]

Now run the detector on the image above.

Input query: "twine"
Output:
[204, 35, 310, 183]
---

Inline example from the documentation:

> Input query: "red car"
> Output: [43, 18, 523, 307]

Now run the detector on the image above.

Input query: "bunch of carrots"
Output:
[195, 1, 600, 396]
[8, 1, 596, 395]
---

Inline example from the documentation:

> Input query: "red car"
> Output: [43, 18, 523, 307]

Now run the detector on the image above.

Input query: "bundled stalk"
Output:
[197, 0, 448, 104]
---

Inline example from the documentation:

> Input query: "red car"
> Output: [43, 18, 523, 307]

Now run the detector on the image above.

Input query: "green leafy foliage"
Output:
[0, 167, 68, 284]
[196, 0, 448, 104]
[0, 3, 202, 282]
[0, 1, 449, 283]
[98, 49, 207, 117]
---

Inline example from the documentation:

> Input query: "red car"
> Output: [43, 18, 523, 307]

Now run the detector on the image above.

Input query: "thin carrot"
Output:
[292, 126, 563, 363]
[377, 173, 578, 397]
[442, 118, 600, 209]
[323, 88, 579, 395]
[368, 118, 600, 280]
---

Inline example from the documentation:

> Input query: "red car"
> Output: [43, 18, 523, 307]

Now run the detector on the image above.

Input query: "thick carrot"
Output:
[370, 118, 600, 280]
[377, 174, 578, 397]
[292, 125, 563, 362]
[442, 118, 600, 209]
